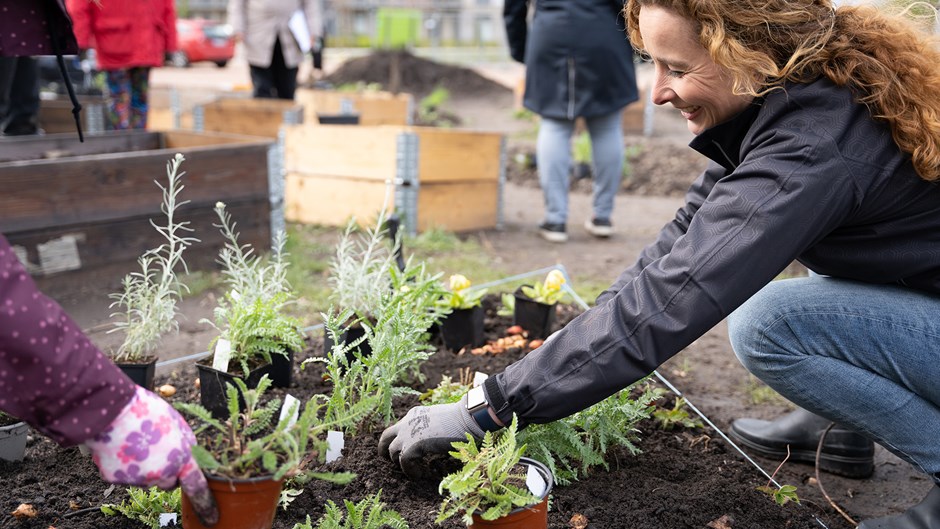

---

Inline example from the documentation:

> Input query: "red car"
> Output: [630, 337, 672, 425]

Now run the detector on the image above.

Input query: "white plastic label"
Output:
[159, 513, 178, 527]
[526, 464, 547, 497]
[472, 371, 489, 387]
[326, 430, 345, 463]
[211, 338, 232, 372]
[278, 394, 299, 429]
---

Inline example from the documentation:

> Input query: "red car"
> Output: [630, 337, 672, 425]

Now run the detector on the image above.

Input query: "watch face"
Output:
[466, 385, 486, 410]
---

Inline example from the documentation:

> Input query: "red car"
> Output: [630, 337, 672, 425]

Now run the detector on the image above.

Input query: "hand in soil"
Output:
[84, 386, 219, 525]
[378, 394, 485, 480]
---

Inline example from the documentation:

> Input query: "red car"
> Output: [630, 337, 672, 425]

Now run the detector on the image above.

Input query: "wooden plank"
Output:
[295, 88, 412, 126]
[200, 98, 302, 139]
[0, 139, 271, 232]
[8, 199, 270, 278]
[417, 181, 498, 232]
[283, 124, 401, 181]
[284, 171, 393, 227]
[0, 130, 162, 162]
[162, 129, 271, 149]
[410, 127, 503, 184]
[38, 96, 107, 134]
[148, 108, 194, 131]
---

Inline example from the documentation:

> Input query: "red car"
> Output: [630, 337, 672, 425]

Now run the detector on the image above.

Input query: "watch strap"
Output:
[470, 404, 502, 433]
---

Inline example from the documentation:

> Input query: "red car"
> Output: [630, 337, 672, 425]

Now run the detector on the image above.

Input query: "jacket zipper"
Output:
[567, 56, 576, 120]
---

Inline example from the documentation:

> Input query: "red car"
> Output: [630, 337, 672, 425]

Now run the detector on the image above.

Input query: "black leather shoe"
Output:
[858, 484, 940, 529]
[728, 407, 875, 478]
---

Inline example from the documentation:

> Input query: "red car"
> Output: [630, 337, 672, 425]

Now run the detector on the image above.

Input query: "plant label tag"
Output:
[326, 430, 345, 462]
[472, 371, 489, 387]
[526, 464, 547, 497]
[212, 338, 232, 372]
[279, 394, 300, 429]
[159, 513, 178, 526]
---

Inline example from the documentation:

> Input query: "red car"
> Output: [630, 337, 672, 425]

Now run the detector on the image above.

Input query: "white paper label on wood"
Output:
[212, 338, 232, 372]
[326, 430, 345, 463]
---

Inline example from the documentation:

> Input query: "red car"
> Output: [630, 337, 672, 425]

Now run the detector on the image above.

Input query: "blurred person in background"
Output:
[66, 0, 177, 130]
[0, 56, 41, 136]
[504, 0, 639, 243]
[228, 0, 322, 100]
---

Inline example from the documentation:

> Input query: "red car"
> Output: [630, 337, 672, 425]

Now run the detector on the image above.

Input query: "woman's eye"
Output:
[667, 69, 685, 78]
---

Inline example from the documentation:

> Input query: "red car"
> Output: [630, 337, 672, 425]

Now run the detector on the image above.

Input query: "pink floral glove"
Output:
[85, 386, 219, 526]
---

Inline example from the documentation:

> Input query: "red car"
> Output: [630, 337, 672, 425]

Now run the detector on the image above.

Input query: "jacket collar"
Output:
[688, 100, 764, 171]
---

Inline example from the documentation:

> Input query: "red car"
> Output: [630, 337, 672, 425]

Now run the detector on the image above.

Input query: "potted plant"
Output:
[513, 270, 567, 339]
[176, 375, 363, 529]
[437, 417, 553, 529]
[324, 212, 399, 363]
[436, 274, 487, 351]
[197, 203, 304, 418]
[107, 153, 197, 389]
[570, 131, 592, 181]
[0, 412, 28, 462]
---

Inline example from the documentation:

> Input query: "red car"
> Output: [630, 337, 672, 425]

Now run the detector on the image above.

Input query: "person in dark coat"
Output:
[0, 4, 217, 524]
[0, 57, 41, 136]
[380, 1, 940, 527]
[505, 0, 639, 242]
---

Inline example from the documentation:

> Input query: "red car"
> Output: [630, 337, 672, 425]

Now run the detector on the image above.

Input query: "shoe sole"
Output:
[727, 429, 875, 479]
[539, 230, 568, 243]
[584, 220, 612, 238]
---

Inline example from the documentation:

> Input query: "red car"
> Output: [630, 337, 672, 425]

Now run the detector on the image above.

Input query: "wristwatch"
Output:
[466, 385, 502, 432]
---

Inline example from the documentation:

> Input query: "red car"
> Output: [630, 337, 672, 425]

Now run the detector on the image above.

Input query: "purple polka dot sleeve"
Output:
[0, 235, 134, 446]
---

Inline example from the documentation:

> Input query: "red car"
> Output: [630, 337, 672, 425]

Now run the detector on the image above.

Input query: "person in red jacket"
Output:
[66, 0, 177, 130]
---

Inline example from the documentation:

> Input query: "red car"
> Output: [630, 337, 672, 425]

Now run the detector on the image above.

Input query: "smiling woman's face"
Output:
[638, 5, 753, 135]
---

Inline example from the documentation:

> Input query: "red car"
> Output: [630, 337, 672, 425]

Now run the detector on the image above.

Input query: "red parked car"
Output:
[169, 18, 235, 68]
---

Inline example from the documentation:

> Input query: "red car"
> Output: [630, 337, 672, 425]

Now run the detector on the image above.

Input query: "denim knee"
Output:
[727, 280, 804, 380]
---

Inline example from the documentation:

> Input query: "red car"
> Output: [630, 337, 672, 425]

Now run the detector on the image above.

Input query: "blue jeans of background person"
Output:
[728, 275, 940, 484]
[536, 109, 624, 226]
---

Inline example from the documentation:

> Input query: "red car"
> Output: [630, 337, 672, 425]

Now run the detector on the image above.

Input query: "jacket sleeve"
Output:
[0, 235, 135, 446]
[304, 0, 323, 39]
[227, 0, 246, 36]
[162, 0, 178, 52]
[503, 0, 528, 64]
[485, 126, 858, 426]
[594, 161, 726, 306]
[64, 0, 93, 50]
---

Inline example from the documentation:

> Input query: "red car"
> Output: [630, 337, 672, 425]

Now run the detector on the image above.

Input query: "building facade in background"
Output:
[177, 0, 507, 47]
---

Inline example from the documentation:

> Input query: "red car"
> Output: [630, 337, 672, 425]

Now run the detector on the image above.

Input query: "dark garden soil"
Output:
[0, 296, 853, 529]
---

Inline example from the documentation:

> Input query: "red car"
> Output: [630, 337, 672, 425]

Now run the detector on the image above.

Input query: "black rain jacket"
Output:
[484, 77, 940, 424]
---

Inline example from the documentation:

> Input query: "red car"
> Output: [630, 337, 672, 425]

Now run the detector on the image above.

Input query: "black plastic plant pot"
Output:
[196, 362, 274, 419]
[469, 457, 554, 529]
[322, 324, 372, 366]
[116, 356, 157, 390]
[269, 349, 294, 388]
[440, 306, 485, 351]
[513, 287, 556, 340]
[0, 422, 29, 462]
[317, 113, 360, 125]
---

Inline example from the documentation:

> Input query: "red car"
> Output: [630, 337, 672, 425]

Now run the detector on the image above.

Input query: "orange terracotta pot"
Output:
[468, 457, 554, 529]
[181, 475, 283, 529]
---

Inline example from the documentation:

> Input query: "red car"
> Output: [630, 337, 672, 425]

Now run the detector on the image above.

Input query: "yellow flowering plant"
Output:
[438, 274, 487, 310]
[521, 270, 568, 305]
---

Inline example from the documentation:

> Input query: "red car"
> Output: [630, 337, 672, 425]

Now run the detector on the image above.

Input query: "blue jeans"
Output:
[536, 109, 624, 225]
[728, 276, 940, 484]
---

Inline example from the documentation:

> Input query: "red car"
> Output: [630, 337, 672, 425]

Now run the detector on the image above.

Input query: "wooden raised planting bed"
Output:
[0, 130, 276, 294]
[294, 88, 413, 126]
[283, 124, 504, 234]
[194, 97, 304, 139]
[38, 94, 106, 135]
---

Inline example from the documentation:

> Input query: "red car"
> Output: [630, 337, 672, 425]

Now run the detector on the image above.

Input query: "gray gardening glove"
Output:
[378, 394, 485, 480]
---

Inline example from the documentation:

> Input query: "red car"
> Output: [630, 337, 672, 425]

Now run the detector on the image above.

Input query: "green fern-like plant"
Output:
[519, 383, 658, 485]
[437, 417, 541, 525]
[108, 153, 197, 363]
[175, 375, 368, 481]
[292, 491, 408, 529]
[100, 486, 180, 529]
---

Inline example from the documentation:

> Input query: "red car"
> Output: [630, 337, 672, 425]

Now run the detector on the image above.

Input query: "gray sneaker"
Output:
[584, 218, 613, 238]
[538, 222, 568, 243]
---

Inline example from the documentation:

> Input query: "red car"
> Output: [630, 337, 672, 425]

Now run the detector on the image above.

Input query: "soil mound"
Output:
[324, 50, 511, 99]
